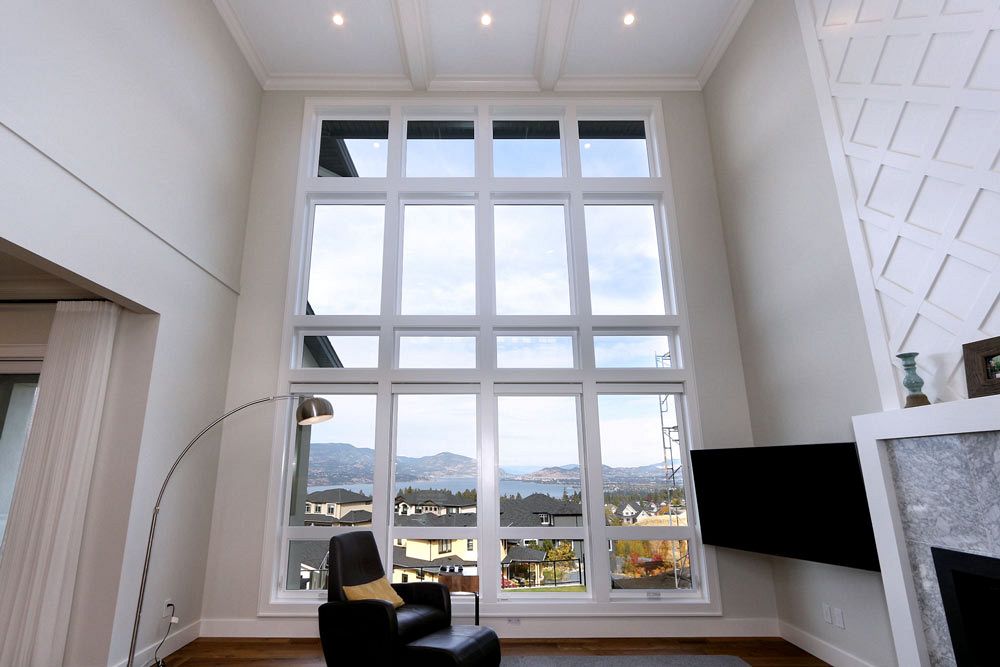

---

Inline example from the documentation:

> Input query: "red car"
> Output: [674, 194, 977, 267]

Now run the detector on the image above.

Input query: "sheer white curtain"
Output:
[0, 301, 120, 666]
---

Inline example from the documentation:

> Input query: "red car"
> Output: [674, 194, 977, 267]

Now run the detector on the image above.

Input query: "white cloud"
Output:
[401, 205, 476, 314]
[497, 396, 580, 469]
[308, 205, 384, 314]
[396, 394, 478, 458]
[308, 394, 377, 447]
[597, 394, 678, 468]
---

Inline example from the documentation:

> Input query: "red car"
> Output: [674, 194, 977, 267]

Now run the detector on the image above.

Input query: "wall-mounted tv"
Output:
[690, 443, 880, 571]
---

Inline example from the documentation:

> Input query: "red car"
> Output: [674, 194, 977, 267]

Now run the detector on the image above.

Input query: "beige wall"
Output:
[0, 1, 261, 664]
[703, 1, 892, 665]
[201, 89, 778, 634]
[0, 304, 55, 346]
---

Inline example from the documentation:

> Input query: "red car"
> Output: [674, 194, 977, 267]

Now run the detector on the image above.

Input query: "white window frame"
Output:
[258, 97, 721, 618]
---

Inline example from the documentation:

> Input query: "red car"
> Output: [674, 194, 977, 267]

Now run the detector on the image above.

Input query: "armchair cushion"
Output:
[393, 581, 452, 620]
[395, 603, 450, 644]
[343, 576, 404, 608]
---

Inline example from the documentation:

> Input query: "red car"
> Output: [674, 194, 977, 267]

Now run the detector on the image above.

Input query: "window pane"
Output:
[398, 336, 477, 368]
[598, 395, 686, 527]
[496, 336, 574, 368]
[610, 540, 691, 590]
[585, 205, 665, 315]
[287, 540, 329, 590]
[392, 537, 479, 588]
[307, 205, 384, 315]
[401, 205, 476, 314]
[318, 120, 388, 177]
[494, 205, 570, 315]
[501, 539, 586, 592]
[594, 335, 671, 368]
[0, 375, 38, 549]
[394, 395, 478, 527]
[498, 396, 582, 527]
[493, 121, 562, 177]
[301, 336, 379, 368]
[290, 394, 376, 527]
[579, 120, 649, 177]
[406, 120, 475, 177]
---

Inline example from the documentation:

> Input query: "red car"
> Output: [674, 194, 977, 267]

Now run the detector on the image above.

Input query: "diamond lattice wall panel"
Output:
[796, 0, 1000, 406]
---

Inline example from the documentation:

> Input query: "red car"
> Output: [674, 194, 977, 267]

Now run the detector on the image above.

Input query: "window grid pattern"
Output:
[272, 100, 713, 615]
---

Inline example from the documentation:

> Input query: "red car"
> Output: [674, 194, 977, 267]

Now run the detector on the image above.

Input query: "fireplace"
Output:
[932, 547, 1000, 666]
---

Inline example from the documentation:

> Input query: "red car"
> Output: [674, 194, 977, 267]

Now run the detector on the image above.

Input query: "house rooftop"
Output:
[306, 488, 371, 504]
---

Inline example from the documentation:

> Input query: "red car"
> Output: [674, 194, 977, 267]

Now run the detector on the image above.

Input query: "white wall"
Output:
[0, 0, 259, 290]
[199, 90, 778, 636]
[0, 1, 261, 664]
[703, 2, 893, 666]
[795, 0, 1000, 407]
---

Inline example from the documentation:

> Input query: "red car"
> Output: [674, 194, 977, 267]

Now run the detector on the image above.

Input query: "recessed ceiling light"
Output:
[481, 13, 492, 26]
[583, 142, 592, 150]
[373, 142, 381, 149]
[623, 13, 636, 26]
[332, 13, 344, 26]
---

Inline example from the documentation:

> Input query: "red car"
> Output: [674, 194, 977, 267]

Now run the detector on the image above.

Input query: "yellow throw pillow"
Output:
[343, 577, 405, 608]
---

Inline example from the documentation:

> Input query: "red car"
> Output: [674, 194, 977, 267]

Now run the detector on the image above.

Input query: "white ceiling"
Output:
[214, 0, 752, 92]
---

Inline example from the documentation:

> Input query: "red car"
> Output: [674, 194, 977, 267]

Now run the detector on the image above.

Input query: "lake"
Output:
[307, 476, 578, 498]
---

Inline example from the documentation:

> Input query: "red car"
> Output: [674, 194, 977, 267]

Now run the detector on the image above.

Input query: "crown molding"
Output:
[213, 0, 269, 87]
[427, 77, 542, 92]
[554, 76, 702, 92]
[697, 0, 754, 88]
[264, 76, 415, 92]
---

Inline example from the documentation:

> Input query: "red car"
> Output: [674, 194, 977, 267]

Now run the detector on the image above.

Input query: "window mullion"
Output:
[581, 382, 612, 603]
[478, 384, 499, 605]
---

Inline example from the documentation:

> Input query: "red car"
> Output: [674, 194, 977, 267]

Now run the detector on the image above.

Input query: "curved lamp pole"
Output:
[126, 395, 333, 667]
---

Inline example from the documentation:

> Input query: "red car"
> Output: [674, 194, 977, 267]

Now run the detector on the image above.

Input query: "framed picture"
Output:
[962, 336, 1000, 398]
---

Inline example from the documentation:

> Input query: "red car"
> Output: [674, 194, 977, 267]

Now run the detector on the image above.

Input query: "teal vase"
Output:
[896, 352, 930, 408]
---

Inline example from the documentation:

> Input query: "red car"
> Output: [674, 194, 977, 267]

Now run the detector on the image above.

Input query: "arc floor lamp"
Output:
[126, 394, 334, 667]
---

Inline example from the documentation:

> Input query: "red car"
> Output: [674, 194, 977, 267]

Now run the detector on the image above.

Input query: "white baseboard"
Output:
[779, 621, 886, 667]
[109, 619, 200, 667]
[201, 615, 779, 639]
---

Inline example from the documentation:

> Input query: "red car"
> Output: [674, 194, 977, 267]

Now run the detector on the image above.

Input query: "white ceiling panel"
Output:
[562, 0, 740, 79]
[222, 0, 407, 78]
[215, 0, 752, 91]
[425, 0, 542, 79]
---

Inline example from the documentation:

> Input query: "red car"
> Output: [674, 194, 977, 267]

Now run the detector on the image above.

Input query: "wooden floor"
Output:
[165, 637, 829, 666]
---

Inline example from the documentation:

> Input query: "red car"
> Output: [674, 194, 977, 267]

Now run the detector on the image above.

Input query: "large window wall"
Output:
[267, 98, 717, 615]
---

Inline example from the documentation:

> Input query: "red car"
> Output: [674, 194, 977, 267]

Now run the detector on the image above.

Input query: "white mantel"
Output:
[853, 395, 1000, 667]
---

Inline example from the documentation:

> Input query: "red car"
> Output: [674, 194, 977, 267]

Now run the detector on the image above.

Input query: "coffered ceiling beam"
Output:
[535, 0, 577, 91]
[394, 0, 431, 91]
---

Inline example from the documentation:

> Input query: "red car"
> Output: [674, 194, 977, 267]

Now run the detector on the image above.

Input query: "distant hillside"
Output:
[309, 442, 680, 487]
[307, 443, 476, 486]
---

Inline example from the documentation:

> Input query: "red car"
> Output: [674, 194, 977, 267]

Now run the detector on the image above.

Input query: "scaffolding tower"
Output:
[655, 351, 682, 497]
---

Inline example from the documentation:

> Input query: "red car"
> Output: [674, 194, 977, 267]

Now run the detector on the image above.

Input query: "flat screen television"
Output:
[690, 443, 880, 571]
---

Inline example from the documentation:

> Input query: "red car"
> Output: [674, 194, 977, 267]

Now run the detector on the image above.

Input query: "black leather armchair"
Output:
[318, 531, 452, 664]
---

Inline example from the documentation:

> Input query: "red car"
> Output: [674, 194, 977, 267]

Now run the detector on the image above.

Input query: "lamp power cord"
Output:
[151, 603, 178, 667]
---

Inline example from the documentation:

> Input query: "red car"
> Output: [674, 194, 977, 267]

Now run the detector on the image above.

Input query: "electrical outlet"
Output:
[506, 617, 521, 625]
[832, 607, 845, 629]
[162, 599, 173, 619]
[822, 602, 832, 624]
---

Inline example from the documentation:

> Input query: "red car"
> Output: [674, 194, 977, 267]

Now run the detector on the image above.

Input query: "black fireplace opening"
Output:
[932, 547, 1000, 666]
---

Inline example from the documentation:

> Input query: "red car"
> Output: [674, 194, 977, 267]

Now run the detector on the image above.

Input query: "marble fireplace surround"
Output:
[854, 395, 1000, 667]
